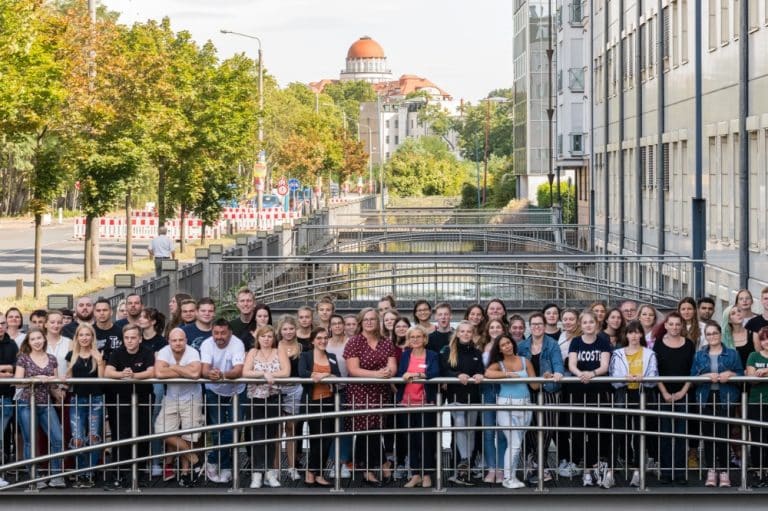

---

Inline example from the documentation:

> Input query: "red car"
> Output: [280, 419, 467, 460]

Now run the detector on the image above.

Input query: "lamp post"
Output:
[220, 30, 265, 219]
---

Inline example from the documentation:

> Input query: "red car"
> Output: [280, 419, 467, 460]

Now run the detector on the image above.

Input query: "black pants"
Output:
[569, 386, 611, 467]
[525, 390, 560, 467]
[397, 407, 436, 472]
[354, 424, 382, 471]
[114, 393, 152, 479]
[250, 395, 281, 471]
[305, 398, 335, 474]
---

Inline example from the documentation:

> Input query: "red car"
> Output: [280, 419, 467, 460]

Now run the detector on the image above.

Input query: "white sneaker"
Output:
[558, 459, 581, 477]
[286, 467, 301, 481]
[630, 470, 640, 487]
[341, 464, 352, 478]
[0, 476, 8, 488]
[601, 469, 615, 489]
[36, 480, 48, 489]
[646, 457, 659, 470]
[502, 477, 526, 489]
[250, 473, 263, 489]
[218, 469, 232, 483]
[582, 471, 594, 486]
[593, 461, 607, 486]
[265, 470, 281, 488]
[205, 462, 221, 483]
[49, 477, 66, 488]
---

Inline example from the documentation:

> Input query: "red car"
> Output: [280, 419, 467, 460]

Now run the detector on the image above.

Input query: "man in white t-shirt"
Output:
[155, 328, 203, 486]
[200, 319, 244, 484]
[148, 226, 175, 276]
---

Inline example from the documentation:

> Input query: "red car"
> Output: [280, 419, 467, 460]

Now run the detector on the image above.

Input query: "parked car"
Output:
[251, 194, 282, 209]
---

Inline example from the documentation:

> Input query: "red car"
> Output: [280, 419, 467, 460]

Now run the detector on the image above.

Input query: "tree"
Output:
[537, 181, 577, 223]
[321, 80, 376, 128]
[384, 137, 468, 197]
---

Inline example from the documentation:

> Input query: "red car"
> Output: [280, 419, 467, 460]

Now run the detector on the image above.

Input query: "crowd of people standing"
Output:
[1, 286, 768, 491]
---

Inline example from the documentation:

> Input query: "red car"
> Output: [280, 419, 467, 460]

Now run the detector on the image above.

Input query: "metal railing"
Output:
[2, 376, 767, 494]
[212, 254, 701, 309]
[333, 208, 556, 225]
[296, 224, 591, 255]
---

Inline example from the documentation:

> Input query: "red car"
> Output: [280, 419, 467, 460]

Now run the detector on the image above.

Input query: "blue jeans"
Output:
[482, 384, 506, 470]
[69, 395, 104, 476]
[205, 390, 235, 470]
[17, 400, 63, 474]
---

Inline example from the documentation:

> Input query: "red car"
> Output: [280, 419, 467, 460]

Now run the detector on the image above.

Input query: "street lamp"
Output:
[220, 29, 265, 218]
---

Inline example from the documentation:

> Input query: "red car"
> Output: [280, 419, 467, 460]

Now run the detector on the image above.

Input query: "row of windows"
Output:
[708, 0, 768, 51]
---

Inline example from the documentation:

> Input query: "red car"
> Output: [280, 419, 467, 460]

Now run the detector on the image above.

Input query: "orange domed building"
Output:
[339, 36, 394, 83]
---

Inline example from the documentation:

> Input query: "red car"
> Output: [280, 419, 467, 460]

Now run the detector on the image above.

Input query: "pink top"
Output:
[400, 354, 426, 406]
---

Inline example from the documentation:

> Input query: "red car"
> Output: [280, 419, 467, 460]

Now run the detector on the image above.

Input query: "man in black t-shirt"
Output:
[182, 298, 215, 352]
[103, 324, 155, 490]
[62, 296, 95, 339]
[93, 299, 123, 356]
[428, 303, 454, 354]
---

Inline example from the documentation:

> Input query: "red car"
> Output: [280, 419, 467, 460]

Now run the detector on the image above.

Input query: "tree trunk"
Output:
[84, 214, 92, 282]
[125, 190, 133, 270]
[179, 204, 186, 254]
[201, 220, 207, 246]
[158, 165, 166, 227]
[33, 213, 42, 298]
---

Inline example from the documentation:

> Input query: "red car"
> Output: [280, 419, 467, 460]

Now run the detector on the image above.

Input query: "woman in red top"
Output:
[343, 308, 397, 485]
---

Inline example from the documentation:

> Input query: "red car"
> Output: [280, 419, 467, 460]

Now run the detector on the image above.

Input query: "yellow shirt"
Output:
[626, 350, 643, 390]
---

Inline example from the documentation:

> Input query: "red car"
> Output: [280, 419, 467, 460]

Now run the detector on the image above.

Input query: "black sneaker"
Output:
[79, 477, 95, 489]
[178, 474, 194, 488]
[103, 478, 124, 491]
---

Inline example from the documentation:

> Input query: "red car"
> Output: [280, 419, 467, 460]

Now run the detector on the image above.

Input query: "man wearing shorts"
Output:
[155, 328, 203, 486]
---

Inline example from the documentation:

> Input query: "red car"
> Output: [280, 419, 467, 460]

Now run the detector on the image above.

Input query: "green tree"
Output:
[536, 181, 577, 223]
[322, 80, 376, 128]
[384, 137, 468, 197]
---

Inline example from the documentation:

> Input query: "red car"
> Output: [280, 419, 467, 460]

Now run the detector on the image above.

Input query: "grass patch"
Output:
[387, 196, 460, 208]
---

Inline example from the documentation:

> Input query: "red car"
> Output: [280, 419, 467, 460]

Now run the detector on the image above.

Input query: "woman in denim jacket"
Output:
[517, 312, 564, 483]
[692, 321, 744, 488]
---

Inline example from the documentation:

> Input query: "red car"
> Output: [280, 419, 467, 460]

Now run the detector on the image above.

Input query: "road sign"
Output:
[253, 161, 267, 178]
[276, 176, 288, 197]
[288, 178, 300, 191]
[254, 176, 264, 192]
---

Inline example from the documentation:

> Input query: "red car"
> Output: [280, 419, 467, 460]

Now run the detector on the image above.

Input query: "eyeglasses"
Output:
[705, 331, 721, 337]
[530, 322, 545, 327]
[362, 317, 377, 322]
[621, 308, 637, 313]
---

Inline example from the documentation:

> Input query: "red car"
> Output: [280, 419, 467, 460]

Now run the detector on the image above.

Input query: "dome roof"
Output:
[347, 36, 385, 59]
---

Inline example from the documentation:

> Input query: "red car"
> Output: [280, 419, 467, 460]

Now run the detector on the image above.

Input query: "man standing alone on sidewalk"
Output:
[149, 226, 175, 277]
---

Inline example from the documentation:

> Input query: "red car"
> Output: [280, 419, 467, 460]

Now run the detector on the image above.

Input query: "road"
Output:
[0, 219, 147, 299]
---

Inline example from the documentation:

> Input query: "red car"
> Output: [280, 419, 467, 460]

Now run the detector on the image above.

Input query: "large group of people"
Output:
[1, 287, 768, 491]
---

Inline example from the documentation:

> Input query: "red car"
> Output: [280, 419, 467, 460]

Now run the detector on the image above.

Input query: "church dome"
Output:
[347, 36, 385, 59]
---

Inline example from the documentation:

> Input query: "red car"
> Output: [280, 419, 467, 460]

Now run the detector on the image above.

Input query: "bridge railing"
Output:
[214, 254, 701, 309]
[1, 376, 766, 493]
[296, 223, 592, 255]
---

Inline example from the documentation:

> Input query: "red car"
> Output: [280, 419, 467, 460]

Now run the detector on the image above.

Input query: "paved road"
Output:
[0, 219, 147, 299]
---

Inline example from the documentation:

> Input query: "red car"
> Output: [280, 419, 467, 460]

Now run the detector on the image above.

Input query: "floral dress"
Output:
[343, 334, 396, 431]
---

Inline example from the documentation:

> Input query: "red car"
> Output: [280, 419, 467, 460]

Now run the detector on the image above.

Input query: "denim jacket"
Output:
[690, 346, 744, 404]
[517, 335, 565, 393]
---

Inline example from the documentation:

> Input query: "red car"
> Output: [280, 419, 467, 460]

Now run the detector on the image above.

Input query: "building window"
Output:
[671, 2, 679, 66]
[663, 6, 670, 71]
[570, 1, 584, 25]
[394, 135, 399, 145]
[681, 0, 689, 61]
[709, 0, 718, 49]
[648, 145, 656, 190]
[557, 69, 563, 92]
[385, 120, 390, 129]
[749, 0, 759, 30]
[557, 6, 562, 29]
[569, 67, 585, 91]
[640, 23, 647, 79]
[721, 0, 730, 44]
[385, 135, 389, 144]
[648, 15, 655, 78]
[640, 147, 648, 190]
[663, 142, 670, 191]
[557, 134, 563, 156]
[571, 133, 584, 154]
[394, 119, 399, 129]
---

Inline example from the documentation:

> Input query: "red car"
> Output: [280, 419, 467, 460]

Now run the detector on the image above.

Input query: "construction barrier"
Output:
[72, 207, 301, 240]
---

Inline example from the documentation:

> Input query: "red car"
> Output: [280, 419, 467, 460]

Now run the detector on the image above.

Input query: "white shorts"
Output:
[155, 397, 204, 443]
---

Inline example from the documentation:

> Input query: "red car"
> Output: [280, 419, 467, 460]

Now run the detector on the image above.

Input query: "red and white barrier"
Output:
[73, 207, 302, 240]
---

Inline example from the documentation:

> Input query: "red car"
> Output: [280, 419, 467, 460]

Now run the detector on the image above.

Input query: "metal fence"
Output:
[298, 224, 591, 255]
[1, 376, 767, 494]
[333, 208, 556, 226]
[212, 254, 701, 310]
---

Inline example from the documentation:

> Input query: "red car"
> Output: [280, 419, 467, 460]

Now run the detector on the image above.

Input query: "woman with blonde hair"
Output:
[66, 323, 105, 487]
[275, 315, 304, 481]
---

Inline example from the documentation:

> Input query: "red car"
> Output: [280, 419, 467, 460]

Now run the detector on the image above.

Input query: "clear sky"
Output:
[101, 0, 513, 103]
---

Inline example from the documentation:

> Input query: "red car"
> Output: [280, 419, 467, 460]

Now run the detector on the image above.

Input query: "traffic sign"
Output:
[288, 178, 300, 191]
[276, 176, 288, 197]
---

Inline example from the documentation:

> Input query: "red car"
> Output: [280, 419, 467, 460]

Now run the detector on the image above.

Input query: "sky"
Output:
[101, 0, 513, 103]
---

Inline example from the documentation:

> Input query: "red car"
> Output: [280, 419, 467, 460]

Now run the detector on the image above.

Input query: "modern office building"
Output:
[512, 0, 557, 202]
[588, 0, 768, 305]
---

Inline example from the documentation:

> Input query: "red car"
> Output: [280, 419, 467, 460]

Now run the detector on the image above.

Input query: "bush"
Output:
[536, 182, 576, 223]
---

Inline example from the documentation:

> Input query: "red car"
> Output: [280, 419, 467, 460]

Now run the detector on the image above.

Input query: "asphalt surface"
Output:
[0, 218, 147, 299]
